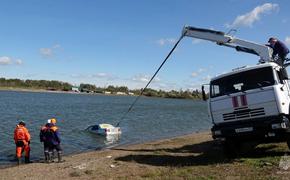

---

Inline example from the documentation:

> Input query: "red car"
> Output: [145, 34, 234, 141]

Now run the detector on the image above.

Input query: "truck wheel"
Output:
[223, 140, 238, 158]
[287, 140, 290, 150]
[240, 141, 258, 153]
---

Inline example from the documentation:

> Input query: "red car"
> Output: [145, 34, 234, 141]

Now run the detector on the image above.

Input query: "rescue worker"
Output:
[14, 121, 31, 165]
[39, 119, 51, 163]
[267, 37, 289, 66]
[42, 118, 63, 163]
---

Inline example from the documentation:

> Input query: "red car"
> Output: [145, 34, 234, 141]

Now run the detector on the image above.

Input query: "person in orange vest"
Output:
[14, 121, 31, 165]
[42, 118, 63, 163]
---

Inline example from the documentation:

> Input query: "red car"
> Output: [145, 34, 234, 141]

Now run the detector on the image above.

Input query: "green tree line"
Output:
[0, 78, 72, 91]
[130, 88, 203, 99]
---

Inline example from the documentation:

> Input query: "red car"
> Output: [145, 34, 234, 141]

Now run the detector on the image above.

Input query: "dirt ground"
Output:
[0, 131, 290, 180]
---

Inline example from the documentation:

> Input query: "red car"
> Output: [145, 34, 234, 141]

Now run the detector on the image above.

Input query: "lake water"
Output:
[0, 90, 211, 164]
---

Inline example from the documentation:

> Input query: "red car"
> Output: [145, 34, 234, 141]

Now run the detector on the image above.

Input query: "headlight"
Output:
[213, 130, 222, 136]
[272, 122, 287, 129]
[281, 122, 287, 129]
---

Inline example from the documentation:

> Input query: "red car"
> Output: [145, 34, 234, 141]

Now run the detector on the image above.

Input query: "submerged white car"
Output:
[87, 123, 121, 135]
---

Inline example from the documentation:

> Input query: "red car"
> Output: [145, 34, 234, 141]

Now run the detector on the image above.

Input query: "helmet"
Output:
[268, 37, 277, 43]
[51, 118, 57, 124]
[19, 121, 26, 126]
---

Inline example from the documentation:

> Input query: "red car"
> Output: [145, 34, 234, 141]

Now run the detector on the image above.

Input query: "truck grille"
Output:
[223, 107, 265, 121]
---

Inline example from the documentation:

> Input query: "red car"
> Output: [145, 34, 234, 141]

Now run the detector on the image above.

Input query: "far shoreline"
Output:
[0, 87, 113, 96]
[0, 87, 204, 100]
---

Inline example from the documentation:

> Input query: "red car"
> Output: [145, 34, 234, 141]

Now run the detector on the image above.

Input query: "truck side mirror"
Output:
[202, 85, 207, 101]
[281, 68, 289, 80]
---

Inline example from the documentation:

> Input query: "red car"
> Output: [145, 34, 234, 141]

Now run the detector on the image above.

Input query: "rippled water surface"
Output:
[0, 90, 211, 164]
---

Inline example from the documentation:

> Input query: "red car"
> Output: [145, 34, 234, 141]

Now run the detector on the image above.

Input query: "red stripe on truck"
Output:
[232, 96, 238, 108]
[240, 95, 247, 106]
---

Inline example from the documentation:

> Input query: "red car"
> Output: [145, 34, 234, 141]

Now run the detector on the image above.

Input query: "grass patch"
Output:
[239, 156, 280, 169]
[237, 143, 287, 169]
[140, 169, 163, 179]
[171, 167, 218, 180]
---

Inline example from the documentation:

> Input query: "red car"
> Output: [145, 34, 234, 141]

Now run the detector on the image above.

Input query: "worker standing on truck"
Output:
[14, 121, 31, 165]
[267, 37, 289, 66]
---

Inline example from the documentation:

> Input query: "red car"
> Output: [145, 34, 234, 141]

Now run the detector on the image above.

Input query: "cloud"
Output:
[182, 82, 204, 91]
[202, 75, 211, 81]
[191, 68, 207, 78]
[92, 73, 117, 80]
[156, 38, 177, 46]
[285, 37, 290, 46]
[0, 56, 23, 65]
[191, 72, 198, 77]
[70, 73, 118, 81]
[15, 59, 23, 65]
[226, 3, 279, 28]
[23, 73, 38, 78]
[198, 68, 206, 73]
[152, 82, 177, 91]
[93, 73, 109, 78]
[132, 74, 150, 82]
[53, 44, 61, 49]
[70, 74, 88, 79]
[132, 74, 160, 83]
[40, 48, 53, 58]
[0, 56, 12, 65]
[40, 44, 61, 58]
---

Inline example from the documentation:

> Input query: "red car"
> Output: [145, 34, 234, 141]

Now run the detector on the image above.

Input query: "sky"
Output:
[0, 0, 289, 91]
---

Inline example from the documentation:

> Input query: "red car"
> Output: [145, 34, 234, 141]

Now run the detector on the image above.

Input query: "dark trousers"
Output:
[49, 144, 62, 152]
[15, 141, 30, 158]
[43, 142, 50, 153]
[276, 54, 287, 66]
[44, 142, 63, 162]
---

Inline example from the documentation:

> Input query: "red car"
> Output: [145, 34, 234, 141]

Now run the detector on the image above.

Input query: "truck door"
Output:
[275, 68, 290, 114]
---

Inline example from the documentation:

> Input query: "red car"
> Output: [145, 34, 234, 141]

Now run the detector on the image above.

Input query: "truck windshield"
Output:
[210, 67, 275, 98]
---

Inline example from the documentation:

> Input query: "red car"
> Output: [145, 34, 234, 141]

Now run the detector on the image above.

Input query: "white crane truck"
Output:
[182, 26, 290, 152]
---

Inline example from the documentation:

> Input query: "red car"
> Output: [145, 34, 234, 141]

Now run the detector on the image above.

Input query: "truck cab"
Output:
[208, 62, 290, 149]
[180, 25, 290, 151]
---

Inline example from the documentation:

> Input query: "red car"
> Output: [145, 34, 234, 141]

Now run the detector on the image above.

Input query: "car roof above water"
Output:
[98, 123, 114, 129]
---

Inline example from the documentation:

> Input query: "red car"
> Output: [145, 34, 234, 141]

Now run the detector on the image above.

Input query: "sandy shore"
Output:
[0, 131, 290, 179]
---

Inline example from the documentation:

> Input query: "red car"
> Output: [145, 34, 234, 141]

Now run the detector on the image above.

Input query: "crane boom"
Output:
[182, 26, 273, 62]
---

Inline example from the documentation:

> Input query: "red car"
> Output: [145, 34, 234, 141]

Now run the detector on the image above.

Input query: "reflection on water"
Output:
[104, 134, 121, 146]
[0, 91, 210, 164]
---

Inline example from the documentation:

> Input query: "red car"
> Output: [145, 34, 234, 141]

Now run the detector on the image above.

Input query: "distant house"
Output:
[104, 91, 111, 94]
[116, 92, 126, 95]
[72, 86, 80, 92]
[128, 92, 134, 96]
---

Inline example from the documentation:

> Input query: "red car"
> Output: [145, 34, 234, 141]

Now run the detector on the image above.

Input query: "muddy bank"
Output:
[0, 131, 289, 179]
